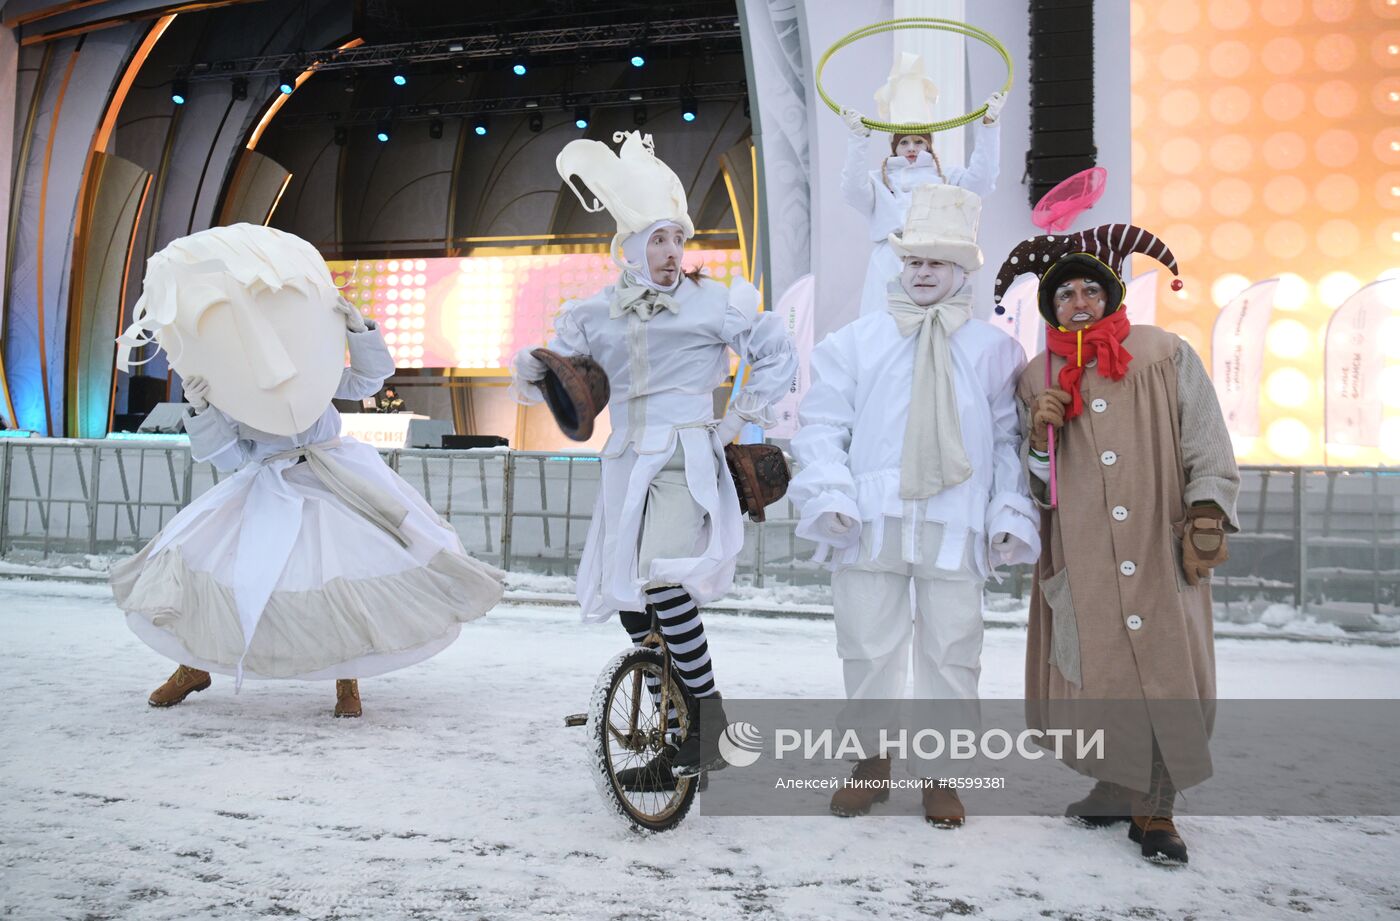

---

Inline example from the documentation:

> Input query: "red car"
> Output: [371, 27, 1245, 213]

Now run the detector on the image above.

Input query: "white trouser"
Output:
[830, 519, 985, 702]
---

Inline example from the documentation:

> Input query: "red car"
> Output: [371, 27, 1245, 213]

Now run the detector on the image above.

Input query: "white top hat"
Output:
[874, 52, 940, 127]
[887, 184, 984, 271]
[556, 131, 694, 267]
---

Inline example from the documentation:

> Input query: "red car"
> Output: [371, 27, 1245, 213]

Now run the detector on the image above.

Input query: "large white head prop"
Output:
[555, 131, 694, 270]
[116, 223, 347, 436]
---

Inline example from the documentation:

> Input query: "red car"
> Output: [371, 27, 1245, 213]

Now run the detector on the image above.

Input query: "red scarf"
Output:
[1045, 309, 1133, 419]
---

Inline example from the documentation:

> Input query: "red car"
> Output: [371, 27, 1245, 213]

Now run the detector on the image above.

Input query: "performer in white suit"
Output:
[512, 132, 796, 782]
[110, 224, 504, 717]
[841, 52, 1006, 317]
[789, 185, 1038, 825]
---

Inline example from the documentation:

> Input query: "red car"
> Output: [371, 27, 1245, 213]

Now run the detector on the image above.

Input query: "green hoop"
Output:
[816, 17, 1014, 135]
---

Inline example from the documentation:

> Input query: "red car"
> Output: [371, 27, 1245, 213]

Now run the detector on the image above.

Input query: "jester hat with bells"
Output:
[555, 130, 694, 271]
[992, 223, 1182, 327]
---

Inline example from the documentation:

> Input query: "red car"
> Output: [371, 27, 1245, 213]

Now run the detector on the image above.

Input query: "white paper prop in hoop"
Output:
[555, 130, 694, 269]
[875, 52, 940, 126]
[116, 223, 348, 436]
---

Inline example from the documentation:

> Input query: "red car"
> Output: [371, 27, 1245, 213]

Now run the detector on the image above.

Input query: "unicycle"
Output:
[565, 610, 700, 832]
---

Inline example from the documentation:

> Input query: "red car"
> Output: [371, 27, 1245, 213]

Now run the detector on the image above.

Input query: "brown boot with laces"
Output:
[148, 665, 211, 708]
[1066, 780, 1134, 827]
[334, 679, 362, 718]
[1129, 758, 1188, 865]
[829, 757, 891, 817]
[921, 784, 966, 828]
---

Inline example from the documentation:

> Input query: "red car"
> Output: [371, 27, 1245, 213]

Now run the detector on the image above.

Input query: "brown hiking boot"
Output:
[1066, 780, 1133, 827]
[334, 679, 362, 718]
[1130, 814, 1189, 865]
[921, 784, 966, 828]
[148, 665, 211, 708]
[1129, 757, 1187, 865]
[829, 757, 891, 817]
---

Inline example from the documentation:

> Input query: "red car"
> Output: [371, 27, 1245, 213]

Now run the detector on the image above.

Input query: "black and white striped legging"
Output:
[618, 584, 719, 700]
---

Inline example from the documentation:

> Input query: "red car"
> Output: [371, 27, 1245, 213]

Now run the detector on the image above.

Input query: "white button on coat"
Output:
[1101, 450, 1117, 466]
[1126, 614, 1143, 630]
[1091, 398, 1107, 413]
[1112, 505, 1129, 521]
[1120, 560, 1137, 576]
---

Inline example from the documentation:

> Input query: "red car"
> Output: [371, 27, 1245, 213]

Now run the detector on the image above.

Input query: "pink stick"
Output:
[1044, 351, 1058, 509]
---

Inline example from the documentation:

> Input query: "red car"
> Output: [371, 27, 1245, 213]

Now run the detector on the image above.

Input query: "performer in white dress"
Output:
[841, 52, 1006, 317]
[512, 131, 797, 781]
[110, 224, 505, 717]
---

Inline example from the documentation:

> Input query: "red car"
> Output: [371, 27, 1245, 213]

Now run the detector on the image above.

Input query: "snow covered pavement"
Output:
[2, 578, 1398, 920]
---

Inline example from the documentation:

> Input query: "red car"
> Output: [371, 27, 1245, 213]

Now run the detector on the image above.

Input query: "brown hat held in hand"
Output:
[532, 348, 610, 442]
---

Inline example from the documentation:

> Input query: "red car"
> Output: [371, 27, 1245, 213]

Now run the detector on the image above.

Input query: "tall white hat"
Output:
[874, 51, 940, 126]
[556, 131, 694, 268]
[888, 184, 984, 270]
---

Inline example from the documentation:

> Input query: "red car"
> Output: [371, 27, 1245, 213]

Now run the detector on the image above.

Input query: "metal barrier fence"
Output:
[1, 438, 1397, 630]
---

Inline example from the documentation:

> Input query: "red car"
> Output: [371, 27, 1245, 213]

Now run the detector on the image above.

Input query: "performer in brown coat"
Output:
[995, 224, 1240, 866]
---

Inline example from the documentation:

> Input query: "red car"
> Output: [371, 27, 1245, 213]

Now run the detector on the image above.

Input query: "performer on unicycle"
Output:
[511, 131, 797, 786]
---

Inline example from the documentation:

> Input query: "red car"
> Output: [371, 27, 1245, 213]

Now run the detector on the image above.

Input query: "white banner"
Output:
[1211, 278, 1277, 438]
[993, 274, 1043, 362]
[765, 273, 815, 440]
[1324, 278, 1397, 447]
[1124, 270, 1158, 328]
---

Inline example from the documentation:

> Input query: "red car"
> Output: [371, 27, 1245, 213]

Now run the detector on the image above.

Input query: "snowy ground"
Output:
[2, 578, 1399, 921]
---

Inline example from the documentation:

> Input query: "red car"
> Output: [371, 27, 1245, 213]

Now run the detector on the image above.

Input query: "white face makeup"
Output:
[159, 262, 347, 435]
[1053, 278, 1109, 331]
[899, 257, 963, 307]
[895, 135, 930, 163]
[646, 225, 686, 288]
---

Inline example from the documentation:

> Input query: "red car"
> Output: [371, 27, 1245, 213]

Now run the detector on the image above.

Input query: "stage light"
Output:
[231, 76, 247, 101]
[171, 77, 187, 105]
[574, 106, 589, 129]
[1210, 273, 1250, 308]
[472, 117, 488, 136]
[630, 52, 645, 68]
[1318, 271, 1360, 309]
[513, 61, 527, 76]
[1273, 273, 1310, 311]
[333, 126, 347, 146]
[681, 95, 697, 122]
[429, 118, 444, 139]
[393, 73, 407, 86]
[376, 119, 391, 142]
[278, 68, 295, 95]
[633, 104, 648, 126]
[528, 112, 543, 132]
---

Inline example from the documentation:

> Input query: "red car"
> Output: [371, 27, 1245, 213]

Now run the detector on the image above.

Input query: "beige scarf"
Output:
[886, 281, 973, 499]
[611, 273, 680, 321]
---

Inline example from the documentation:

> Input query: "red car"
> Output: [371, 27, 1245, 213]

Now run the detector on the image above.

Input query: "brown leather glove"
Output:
[1182, 503, 1229, 586]
[1029, 389, 1072, 453]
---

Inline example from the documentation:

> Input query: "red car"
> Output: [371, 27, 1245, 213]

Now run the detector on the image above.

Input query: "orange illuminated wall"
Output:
[1130, 0, 1400, 465]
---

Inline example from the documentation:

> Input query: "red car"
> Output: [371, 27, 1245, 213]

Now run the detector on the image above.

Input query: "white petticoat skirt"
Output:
[110, 440, 505, 681]
[576, 427, 744, 623]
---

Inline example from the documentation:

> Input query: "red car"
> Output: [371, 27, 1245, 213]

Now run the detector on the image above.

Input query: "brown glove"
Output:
[1029, 389, 1072, 453]
[1182, 503, 1229, 586]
